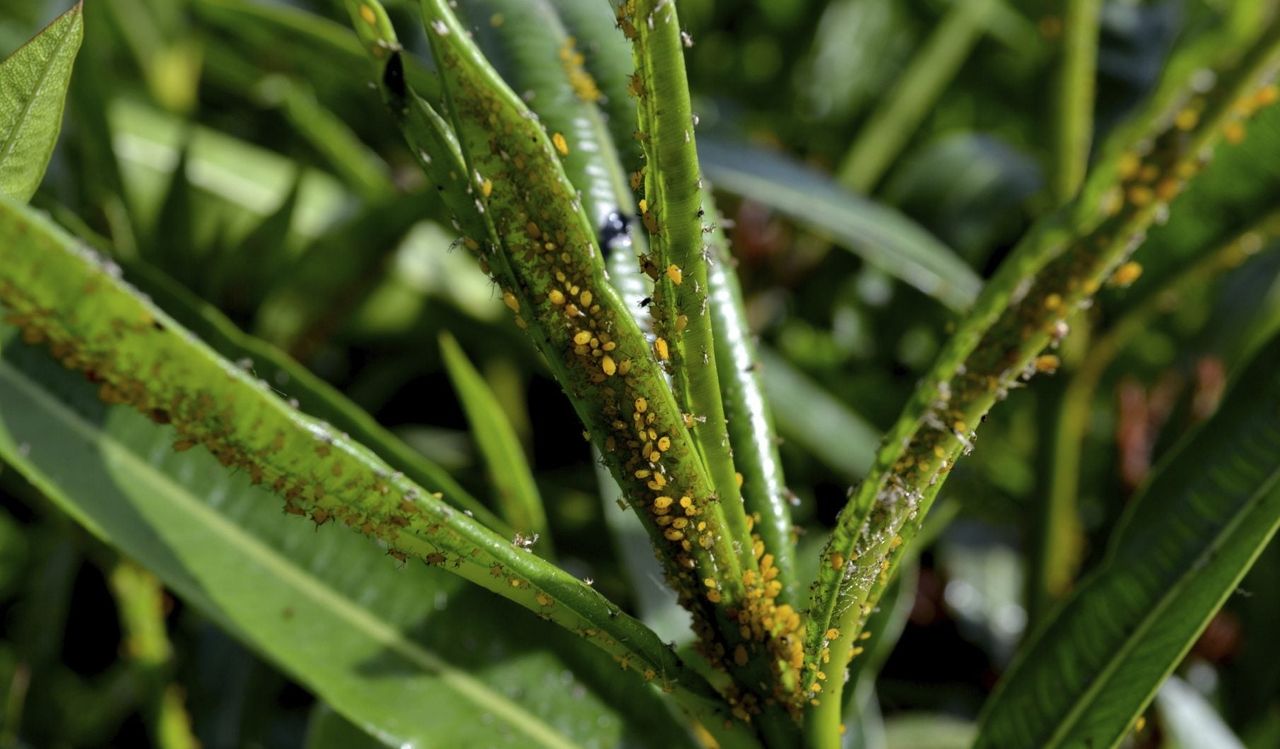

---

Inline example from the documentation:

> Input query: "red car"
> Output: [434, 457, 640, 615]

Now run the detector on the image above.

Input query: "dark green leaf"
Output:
[699, 137, 981, 311]
[975, 333, 1280, 749]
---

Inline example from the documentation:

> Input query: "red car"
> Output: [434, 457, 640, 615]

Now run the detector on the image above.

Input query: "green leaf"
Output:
[0, 193, 726, 721]
[705, 214, 797, 606]
[0, 2, 83, 201]
[439, 332, 550, 550]
[545, 0, 645, 177]
[758, 348, 879, 481]
[974, 333, 1280, 749]
[0, 333, 646, 749]
[698, 137, 981, 311]
[109, 247, 507, 534]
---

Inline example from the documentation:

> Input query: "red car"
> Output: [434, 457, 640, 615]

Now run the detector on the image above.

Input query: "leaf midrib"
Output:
[0, 355, 581, 749]
[0, 9, 76, 170]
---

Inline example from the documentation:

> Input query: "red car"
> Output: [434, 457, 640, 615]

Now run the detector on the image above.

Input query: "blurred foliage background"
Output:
[2, 0, 1279, 747]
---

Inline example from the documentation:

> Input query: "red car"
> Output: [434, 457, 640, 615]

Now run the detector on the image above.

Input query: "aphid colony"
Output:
[807, 73, 1280, 699]
[4, 228, 697, 691]
[420, 7, 808, 699]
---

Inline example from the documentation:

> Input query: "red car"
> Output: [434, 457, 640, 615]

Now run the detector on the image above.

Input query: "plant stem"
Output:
[804, 27, 1280, 737]
[837, 0, 997, 193]
[1053, 0, 1101, 203]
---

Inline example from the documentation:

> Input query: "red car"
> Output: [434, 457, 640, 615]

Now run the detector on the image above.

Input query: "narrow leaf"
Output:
[975, 333, 1280, 749]
[758, 348, 880, 481]
[699, 137, 981, 311]
[0, 194, 724, 719]
[0, 2, 84, 201]
[705, 216, 797, 606]
[439, 332, 551, 552]
[0, 336, 661, 749]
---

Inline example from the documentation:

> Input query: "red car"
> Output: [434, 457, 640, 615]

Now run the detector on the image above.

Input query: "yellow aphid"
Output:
[359, 4, 376, 25]
[1174, 108, 1199, 131]
[580, 289, 593, 306]
[675, 315, 688, 333]
[481, 179, 493, 198]
[573, 330, 592, 345]
[666, 264, 683, 285]
[638, 198, 648, 214]
[1256, 85, 1279, 107]
[1127, 185, 1154, 207]
[1223, 121, 1247, 144]
[635, 397, 648, 413]
[601, 355, 617, 376]
[1035, 354, 1061, 373]
[654, 337, 670, 361]
[735, 472, 744, 487]
[630, 170, 644, 191]
[502, 291, 520, 313]
[1155, 177, 1181, 202]
[653, 496, 674, 509]
[1044, 293, 1062, 311]
[536, 592, 553, 607]
[1117, 153, 1141, 179]
[1110, 261, 1143, 287]
[552, 132, 570, 155]
[548, 289, 566, 305]
[704, 577, 718, 588]
[663, 529, 684, 541]
[824, 628, 839, 641]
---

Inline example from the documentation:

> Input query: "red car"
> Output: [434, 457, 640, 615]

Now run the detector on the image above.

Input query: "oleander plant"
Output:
[2, 0, 1280, 747]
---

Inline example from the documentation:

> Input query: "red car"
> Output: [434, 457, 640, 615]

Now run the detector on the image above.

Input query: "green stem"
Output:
[1054, 0, 1101, 202]
[626, 0, 753, 573]
[837, 0, 997, 193]
[1032, 209, 1280, 621]
[706, 206, 796, 606]
[805, 27, 1280, 738]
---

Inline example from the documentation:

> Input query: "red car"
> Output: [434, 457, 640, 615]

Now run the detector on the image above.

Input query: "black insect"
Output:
[598, 210, 632, 255]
